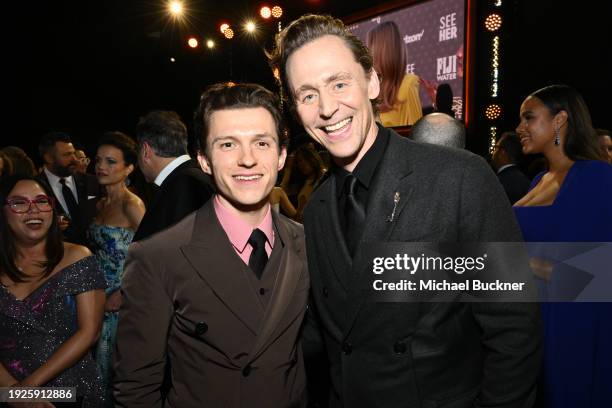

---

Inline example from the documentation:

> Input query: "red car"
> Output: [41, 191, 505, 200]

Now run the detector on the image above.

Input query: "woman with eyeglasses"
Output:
[0, 175, 106, 407]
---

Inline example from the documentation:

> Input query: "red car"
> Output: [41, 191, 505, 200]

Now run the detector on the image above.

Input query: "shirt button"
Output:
[259, 288, 266, 295]
[322, 287, 329, 298]
[342, 342, 352, 355]
[242, 364, 252, 377]
[393, 341, 407, 354]
[195, 322, 208, 335]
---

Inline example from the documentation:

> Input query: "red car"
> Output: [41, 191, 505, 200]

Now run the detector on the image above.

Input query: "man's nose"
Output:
[319, 91, 339, 119]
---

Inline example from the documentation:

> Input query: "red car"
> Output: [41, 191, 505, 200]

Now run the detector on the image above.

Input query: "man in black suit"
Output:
[38, 132, 100, 245]
[492, 131, 531, 204]
[270, 15, 541, 408]
[133, 110, 214, 241]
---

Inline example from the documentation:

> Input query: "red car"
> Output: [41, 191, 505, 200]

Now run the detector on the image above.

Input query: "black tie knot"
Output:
[59, 177, 79, 221]
[343, 173, 365, 255]
[344, 174, 358, 197]
[248, 229, 268, 279]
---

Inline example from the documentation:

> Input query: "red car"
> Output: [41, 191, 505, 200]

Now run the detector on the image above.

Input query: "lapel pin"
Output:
[386, 191, 400, 222]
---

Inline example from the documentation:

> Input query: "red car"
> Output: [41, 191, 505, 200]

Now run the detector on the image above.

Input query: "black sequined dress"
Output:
[0, 256, 106, 407]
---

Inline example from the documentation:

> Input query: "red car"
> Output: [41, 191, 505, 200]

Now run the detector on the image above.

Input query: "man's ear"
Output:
[197, 152, 212, 175]
[43, 151, 53, 166]
[277, 146, 288, 171]
[367, 68, 381, 101]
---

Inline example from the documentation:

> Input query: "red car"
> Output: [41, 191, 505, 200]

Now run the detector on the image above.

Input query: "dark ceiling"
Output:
[5, 0, 611, 157]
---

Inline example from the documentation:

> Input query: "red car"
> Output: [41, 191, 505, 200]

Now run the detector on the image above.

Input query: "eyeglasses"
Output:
[5, 196, 54, 213]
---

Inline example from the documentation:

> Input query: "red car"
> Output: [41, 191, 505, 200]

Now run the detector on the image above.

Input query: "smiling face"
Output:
[3, 180, 54, 245]
[95, 144, 134, 186]
[286, 35, 380, 171]
[516, 96, 564, 155]
[198, 107, 286, 214]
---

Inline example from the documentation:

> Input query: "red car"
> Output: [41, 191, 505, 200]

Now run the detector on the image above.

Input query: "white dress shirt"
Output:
[43, 167, 79, 216]
[154, 155, 191, 186]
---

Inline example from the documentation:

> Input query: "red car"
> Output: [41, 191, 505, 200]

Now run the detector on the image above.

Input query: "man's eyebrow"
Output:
[294, 72, 352, 94]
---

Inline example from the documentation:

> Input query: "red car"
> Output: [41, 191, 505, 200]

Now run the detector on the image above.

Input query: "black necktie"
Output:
[59, 178, 80, 223]
[344, 174, 366, 255]
[248, 229, 268, 279]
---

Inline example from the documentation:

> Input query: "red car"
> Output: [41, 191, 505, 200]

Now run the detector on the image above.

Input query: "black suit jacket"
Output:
[302, 127, 541, 408]
[497, 165, 531, 205]
[38, 171, 100, 245]
[133, 159, 214, 241]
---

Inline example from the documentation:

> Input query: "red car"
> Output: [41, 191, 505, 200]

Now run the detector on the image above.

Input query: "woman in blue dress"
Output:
[87, 132, 145, 405]
[513, 85, 612, 407]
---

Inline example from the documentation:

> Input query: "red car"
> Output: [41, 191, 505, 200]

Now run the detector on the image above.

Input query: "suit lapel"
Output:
[180, 202, 263, 335]
[249, 213, 305, 360]
[343, 131, 416, 337]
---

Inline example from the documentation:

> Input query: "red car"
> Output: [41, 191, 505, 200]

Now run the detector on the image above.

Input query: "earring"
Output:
[554, 128, 560, 146]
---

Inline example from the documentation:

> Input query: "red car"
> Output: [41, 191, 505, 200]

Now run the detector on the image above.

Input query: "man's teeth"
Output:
[25, 219, 43, 225]
[234, 175, 261, 181]
[324, 117, 351, 132]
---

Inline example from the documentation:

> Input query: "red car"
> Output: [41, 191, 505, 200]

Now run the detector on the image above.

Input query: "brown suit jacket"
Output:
[113, 201, 309, 408]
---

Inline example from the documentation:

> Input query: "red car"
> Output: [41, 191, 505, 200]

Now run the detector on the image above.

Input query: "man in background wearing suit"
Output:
[492, 131, 531, 204]
[270, 14, 541, 408]
[132, 110, 214, 241]
[38, 131, 100, 245]
[114, 83, 309, 408]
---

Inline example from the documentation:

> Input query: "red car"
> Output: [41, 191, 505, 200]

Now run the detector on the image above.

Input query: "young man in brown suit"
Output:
[113, 83, 309, 408]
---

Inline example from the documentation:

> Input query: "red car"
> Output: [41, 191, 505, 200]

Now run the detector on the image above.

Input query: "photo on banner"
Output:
[348, 0, 466, 126]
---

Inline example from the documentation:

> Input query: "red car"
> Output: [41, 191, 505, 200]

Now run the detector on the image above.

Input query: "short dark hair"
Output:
[38, 131, 72, 159]
[498, 131, 524, 164]
[268, 14, 376, 110]
[1, 147, 37, 177]
[530, 84, 603, 161]
[193, 82, 288, 155]
[0, 175, 64, 283]
[135, 111, 188, 158]
[596, 128, 611, 137]
[97, 131, 138, 166]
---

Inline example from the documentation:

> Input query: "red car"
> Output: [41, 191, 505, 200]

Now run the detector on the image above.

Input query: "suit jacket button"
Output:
[259, 288, 266, 295]
[393, 341, 407, 354]
[322, 287, 329, 298]
[195, 322, 208, 335]
[242, 364, 252, 377]
[341, 342, 352, 355]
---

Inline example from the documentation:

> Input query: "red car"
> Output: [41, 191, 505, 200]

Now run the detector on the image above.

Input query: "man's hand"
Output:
[105, 290, 123, 312]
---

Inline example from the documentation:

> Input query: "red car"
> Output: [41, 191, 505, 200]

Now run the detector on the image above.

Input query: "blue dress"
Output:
[87, 223, 135, 406]
[513, 160, 612, 408]
[0, 256, 106, 406]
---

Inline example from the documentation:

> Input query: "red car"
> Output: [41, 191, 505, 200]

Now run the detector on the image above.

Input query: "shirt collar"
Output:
[497, 163, 517, 174]
[44, 166, 74, 187]
[154, 155, 191, 186]
[335, 123, 389, 195]
[213, 195, 274, 253]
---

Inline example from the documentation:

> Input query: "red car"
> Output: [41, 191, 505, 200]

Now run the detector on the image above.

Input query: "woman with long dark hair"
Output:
[86, 131, 144, 405]
[367, 21, 423, 126]
[0, 175, 106, 406]
[513, 84, 612, 407]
